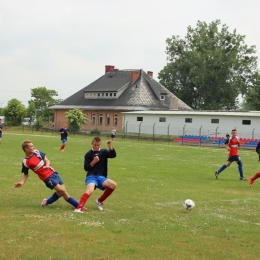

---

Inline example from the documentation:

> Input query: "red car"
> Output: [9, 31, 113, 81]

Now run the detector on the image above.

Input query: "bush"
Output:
[91, 128, 101, 135]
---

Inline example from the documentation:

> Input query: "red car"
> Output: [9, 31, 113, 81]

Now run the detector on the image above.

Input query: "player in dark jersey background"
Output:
[74, 136, 117, 213]
[0, 118, 3, 145]
[215, 129, 247, 181]
[59, 123, 69, 151]
[14, 140, 79, 209]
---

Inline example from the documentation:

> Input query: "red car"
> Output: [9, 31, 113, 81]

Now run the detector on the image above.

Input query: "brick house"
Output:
[50, 65, 192, 132]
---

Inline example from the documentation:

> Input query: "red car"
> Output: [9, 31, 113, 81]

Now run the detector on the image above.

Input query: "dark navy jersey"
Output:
[84, 148, 116, 178]
[59, 128, 69, 140]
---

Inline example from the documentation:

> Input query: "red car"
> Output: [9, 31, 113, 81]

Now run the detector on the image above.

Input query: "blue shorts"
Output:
[44, 172, 64, 190]
[85, 175, 106, 191]
[61, 139, 67, 143]
[228, 156, 241, 163]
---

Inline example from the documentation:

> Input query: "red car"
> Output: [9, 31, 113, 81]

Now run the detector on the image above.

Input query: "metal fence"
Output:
[124, 122, 260, 139]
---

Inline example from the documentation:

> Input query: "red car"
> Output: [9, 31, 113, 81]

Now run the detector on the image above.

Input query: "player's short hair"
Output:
[231, 129, 237, 132]
[92, 137, 101, 143]
[21, 140, 32, 151]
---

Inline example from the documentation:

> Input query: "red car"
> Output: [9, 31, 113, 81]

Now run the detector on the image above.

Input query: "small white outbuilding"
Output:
[122, 110, 260, 138]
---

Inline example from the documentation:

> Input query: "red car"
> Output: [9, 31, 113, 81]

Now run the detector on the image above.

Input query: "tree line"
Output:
[0, 86, 87, 132]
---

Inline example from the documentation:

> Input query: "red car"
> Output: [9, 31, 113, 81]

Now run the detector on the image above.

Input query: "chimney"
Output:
[105, 65, 115, 74]
[113, 68, 119, 72]
[131, 70, 140, 82]
[170, 97, 179, 110]
[147, 71, 153, 77]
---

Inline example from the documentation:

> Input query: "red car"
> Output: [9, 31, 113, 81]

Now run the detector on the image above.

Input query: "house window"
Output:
[106, 113, 110, 125]
[99, 114, 103, 125]
[211, 119, 219, 124]
[110, 93, 113, 97]
[106, 93, 108, 97]
[114, 114, 118, 126]
[91, 113, 96, 125]
[113, 93, 116, 97]
[102, 93, 104, 97]
[185, 118, 192, 123]
[137, 117, 143, 121]
[160, 95, 165, 100]
[242, 120, 251, 125]
[159, 117, 166, 122]
[98, 93, 100, 97]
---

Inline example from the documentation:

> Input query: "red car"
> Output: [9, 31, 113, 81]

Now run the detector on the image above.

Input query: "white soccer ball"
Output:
[183, 199, 195, 210]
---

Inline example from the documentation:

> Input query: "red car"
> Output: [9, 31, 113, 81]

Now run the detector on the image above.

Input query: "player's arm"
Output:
[43, 156, 50, 169]
[84, 153, 99, 171]
[106, 141, 116, 157]
[223, 139, 230, 150]
[14, 174, 29, 188]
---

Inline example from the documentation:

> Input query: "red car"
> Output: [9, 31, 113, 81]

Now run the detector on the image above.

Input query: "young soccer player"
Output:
[249, 171, 260, 187]
[256, 141, 260, 161]
[59, 123, 69, 151]
[111, 127, 117, 141]
[14, 140, 79, 209]
[74, 137, 117, 213]
[215, 129, 247, 181]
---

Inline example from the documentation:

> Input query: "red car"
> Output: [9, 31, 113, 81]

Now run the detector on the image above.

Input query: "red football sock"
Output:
[77, 193, 89, 209]
[252, 172, 260, 181]
[60, 144, 65, 150]
[98, 187, 114, 203]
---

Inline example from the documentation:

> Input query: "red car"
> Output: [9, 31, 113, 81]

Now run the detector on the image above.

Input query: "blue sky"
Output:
[0, 0, 259, 107]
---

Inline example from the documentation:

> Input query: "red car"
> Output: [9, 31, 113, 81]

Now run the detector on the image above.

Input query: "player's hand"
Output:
[14, 182, 22, 188]
[107, 140, 113, 149]
[93, 156, 100, 163]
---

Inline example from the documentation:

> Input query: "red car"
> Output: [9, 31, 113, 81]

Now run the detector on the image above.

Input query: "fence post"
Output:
[153, 123, 156, 142]
[138, 122, 142, 141]
[182, 124, 186, 146]
[168, 124, 170, 144]
[199, 125, 202, 146]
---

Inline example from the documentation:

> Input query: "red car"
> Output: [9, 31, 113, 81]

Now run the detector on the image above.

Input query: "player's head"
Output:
[64, 123, 67, 128]
[92, 137, 101, 151]
[22, 140, 34, 152]
[231, 129, 237, 137]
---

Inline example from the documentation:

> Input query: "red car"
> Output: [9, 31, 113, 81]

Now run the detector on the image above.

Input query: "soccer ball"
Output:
[183, 199, 195, 210]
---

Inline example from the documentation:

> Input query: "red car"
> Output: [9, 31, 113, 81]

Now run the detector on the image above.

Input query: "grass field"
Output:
[1, 129, 260, 260]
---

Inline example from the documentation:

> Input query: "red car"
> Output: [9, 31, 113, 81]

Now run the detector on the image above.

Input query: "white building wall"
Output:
[122, 112, 260, 138]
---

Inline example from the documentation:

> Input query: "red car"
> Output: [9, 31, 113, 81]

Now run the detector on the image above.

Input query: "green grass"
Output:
[0, 130, 260, 259]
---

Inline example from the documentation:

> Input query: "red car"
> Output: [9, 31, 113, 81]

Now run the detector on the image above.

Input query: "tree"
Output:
[29, 87, 62, 122]
[158, 20, 258, 110]
[65, 108, 87, 132]
[26, 101, 37, 122]
[3, 99, 27, 125]
[241, 71, 260, 110]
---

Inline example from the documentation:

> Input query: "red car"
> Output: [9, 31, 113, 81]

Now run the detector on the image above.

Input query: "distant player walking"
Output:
[111, 127, 116, 141]
[215, 129, 247, 181]
[59, 123, 69, 151]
